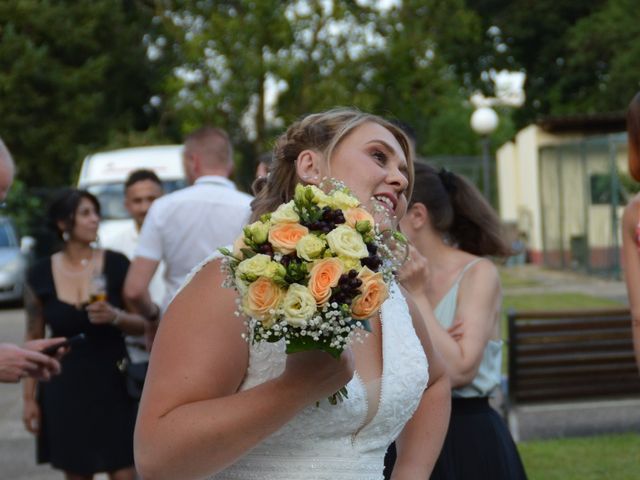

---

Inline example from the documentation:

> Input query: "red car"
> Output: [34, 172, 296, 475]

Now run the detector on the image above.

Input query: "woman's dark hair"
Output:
[409, 162, 511, 257]
[48, 188, 100, 240]
[627, 92, 640, 181]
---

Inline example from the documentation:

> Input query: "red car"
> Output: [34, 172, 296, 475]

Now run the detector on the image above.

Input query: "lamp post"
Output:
[470, 106, 499, 200]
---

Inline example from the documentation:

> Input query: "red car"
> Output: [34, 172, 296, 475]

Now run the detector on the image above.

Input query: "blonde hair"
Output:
[251, 108, 414, 221]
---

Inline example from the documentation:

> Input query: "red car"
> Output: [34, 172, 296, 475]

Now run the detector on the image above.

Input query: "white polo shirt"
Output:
[134, 175, 253, 308]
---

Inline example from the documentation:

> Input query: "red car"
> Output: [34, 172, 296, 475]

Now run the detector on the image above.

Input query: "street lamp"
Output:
[470, 106, 499, 200]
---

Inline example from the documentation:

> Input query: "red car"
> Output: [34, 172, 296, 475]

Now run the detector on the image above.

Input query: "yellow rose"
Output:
[344, 208, 375, 231]
[242, 277, 284, 327]
[236, 254, 273, 280]
[351, 267, 389, 319]
[271, 200, 300, 224]
[308, 258, 343, 305]
[327, 191, 360, 210]
[269, 223, 309, 254]
[326, 225, 368, 259]
[245, 221, 270, 244]
[296, 234, 326, 261]
[265, 261, 287, 282]
[282, 284, 317, 326]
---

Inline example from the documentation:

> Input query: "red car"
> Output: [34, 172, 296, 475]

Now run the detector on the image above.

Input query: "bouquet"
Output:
[219, 180, 407, 403]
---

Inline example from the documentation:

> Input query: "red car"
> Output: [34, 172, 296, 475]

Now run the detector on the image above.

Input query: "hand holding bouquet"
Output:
[220, 181, 407, 403]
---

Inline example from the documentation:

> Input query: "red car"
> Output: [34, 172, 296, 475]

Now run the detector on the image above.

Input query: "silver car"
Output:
[0, 218, 29, 303]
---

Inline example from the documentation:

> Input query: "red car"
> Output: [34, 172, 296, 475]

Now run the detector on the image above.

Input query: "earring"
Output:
[62, 231, 70, 242]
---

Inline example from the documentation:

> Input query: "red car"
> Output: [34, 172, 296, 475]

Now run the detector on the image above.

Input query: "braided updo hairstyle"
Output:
[250, 108, 414, 222]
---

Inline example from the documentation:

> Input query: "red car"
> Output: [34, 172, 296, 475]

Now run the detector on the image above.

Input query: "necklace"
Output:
[56, 249, 96, 276]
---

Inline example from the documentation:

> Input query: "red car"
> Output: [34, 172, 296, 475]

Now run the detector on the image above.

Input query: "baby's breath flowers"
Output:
[219, 180, 408, 404]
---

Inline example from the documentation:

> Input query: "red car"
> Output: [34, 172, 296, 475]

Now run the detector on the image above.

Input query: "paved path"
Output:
[0, 307, 108, 479]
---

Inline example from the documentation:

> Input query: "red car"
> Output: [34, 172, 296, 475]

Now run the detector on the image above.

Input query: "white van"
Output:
[77, 145, 187, 239]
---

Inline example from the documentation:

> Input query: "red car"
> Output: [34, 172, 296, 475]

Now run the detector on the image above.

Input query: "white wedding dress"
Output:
[182, 254, 429, 480]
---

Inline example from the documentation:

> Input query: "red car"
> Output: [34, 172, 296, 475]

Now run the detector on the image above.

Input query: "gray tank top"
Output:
[433, 258, 502, 398]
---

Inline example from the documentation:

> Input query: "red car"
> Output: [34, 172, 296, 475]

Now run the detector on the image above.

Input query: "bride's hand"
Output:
[280, 348, 355, 400]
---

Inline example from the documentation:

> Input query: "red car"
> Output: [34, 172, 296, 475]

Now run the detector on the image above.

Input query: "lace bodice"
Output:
[180, 253, 429, 480]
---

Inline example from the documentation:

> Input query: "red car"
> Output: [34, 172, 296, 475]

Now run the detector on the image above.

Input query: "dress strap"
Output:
[453, 257, 483, 286]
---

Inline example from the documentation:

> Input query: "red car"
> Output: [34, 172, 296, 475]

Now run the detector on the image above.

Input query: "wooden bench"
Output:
[506, 308, 640, 438]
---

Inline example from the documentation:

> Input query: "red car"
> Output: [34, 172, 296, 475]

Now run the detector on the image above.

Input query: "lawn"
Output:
[519, 433, 640, 480]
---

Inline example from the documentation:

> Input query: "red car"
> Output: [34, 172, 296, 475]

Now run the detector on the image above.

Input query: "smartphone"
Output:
[41, 333, 86, 356]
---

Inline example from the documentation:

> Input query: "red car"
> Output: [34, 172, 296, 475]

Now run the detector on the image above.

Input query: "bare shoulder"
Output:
[142, 258, 249, 414]
[463, 257, 499, 286]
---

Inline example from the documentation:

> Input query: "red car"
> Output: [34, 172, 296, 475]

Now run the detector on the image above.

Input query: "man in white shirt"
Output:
[101, 169, 166, 361]
[124, 126, 252, 326]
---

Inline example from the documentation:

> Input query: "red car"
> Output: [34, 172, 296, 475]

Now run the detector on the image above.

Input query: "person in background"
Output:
[0, 136, 64, 383]
[124, 127, 253, 333]
[23, 189, 146, 480]
[621, 92, 640, 371]
[101, 169, 166, 358]
[255, 151, 272, 179]
[386, 162, 527, 479]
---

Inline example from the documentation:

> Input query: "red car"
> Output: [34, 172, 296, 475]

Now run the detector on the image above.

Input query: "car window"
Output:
[0, 221, 18, 248]
[87, 180, 187, 221]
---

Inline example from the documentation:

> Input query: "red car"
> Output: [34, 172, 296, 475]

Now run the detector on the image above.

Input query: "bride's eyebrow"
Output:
[364, 139, 401, 157]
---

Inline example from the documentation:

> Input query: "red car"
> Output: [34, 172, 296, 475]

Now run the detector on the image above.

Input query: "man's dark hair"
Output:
[125, 169, 162, 191]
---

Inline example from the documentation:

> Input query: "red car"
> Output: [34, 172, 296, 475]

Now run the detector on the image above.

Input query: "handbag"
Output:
[117, 357, 148, 400]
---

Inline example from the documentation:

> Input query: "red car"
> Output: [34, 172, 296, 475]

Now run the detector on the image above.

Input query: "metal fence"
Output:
[539, 133, 628, 278]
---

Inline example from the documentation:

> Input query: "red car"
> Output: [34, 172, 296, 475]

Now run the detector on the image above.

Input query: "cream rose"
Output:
[282, 284, 317, 326]
[236, 254, 273, 281]
[351, 267, 389, 319]
[245, 221, 270, 244]
[308, 258, 343, 305]
[344, 207, 375, 232]
[242, 277, 284, 327]
[327, 190, 360, 210]
[326, 225, 368, 259]
[338, 255, 362, 273]
[296, 234, 326, 261]
[271, 200, 300, 224]
[269, 223, 309, 254]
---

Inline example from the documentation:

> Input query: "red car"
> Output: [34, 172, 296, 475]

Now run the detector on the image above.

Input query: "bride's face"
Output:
[324, 122, 410, 221]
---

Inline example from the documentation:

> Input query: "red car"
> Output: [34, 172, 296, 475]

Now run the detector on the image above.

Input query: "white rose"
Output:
[282, 284, 317, 326]
[296, 234, 326, 261]
[271, 200, 300, 224]
[326, 225, 369, 259]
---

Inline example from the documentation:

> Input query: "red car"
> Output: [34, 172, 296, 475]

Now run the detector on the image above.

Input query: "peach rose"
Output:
[351, 267, 389, 319]
[242, 277, 284, 327]
[268, 222, 309, 254]
[344, 207, 375, 231]
[308, 258, 344, 305]
[232, 235, 248, 259]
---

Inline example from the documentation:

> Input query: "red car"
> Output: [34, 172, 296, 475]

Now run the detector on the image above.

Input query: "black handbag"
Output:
[117, 357, 148, 400]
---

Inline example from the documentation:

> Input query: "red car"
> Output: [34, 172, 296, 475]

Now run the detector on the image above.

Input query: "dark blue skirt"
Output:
[384, 397, 527, 480]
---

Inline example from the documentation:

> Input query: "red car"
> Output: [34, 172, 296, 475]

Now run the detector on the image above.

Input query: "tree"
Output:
[0, 0, 174, 186]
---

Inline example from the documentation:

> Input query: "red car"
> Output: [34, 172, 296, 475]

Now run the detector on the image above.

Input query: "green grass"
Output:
[519, 433, 640, 480]
[499, 269, 541, 289]
[503, 292, 624, 312]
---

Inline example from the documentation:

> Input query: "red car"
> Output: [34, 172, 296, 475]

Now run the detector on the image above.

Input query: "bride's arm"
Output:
[134, 259, 353, 480]
[391, 290, 451, 480]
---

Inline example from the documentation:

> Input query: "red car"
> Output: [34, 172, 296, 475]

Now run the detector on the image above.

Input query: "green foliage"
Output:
[3, 178, 42, 236]
[0, 0, 175, 186]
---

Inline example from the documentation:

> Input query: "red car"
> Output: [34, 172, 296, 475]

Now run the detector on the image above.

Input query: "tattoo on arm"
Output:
[24, 285, 45, 338]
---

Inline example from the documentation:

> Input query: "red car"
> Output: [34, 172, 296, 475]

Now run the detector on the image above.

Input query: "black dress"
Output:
[27, 250, 136, 475]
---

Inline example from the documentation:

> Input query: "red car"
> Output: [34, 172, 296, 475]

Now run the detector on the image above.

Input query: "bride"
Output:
[134, 108, 450, 480]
